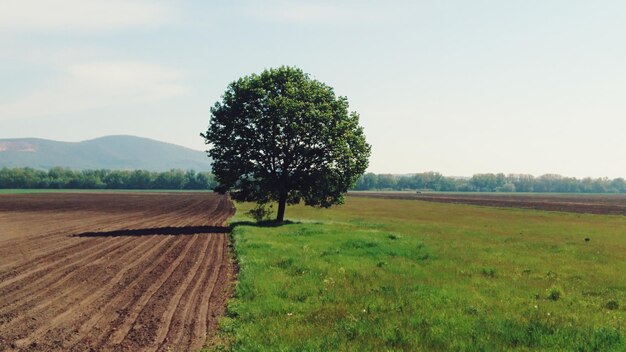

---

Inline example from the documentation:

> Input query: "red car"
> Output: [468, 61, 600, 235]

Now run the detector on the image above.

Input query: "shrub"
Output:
[387, 233, 400, 240]
[547, 287, 562, 301]
[482, 268, 497, 278]
[246, 204, 274, 222]
[605, 300, 619, 310]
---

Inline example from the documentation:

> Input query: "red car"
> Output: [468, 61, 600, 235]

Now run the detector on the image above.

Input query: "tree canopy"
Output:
[201, 66, 371, 221]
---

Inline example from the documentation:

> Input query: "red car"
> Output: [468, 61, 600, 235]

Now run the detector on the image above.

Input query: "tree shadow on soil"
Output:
[73, 220, 300, 237]
[72, 225, 231, 237]
[229, 220, 300, 228]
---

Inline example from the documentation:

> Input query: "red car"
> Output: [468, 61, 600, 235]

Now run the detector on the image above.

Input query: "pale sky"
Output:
[1, 0, 625, 178]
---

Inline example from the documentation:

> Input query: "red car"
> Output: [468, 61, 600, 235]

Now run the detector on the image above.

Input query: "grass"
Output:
[209, 196, 626, 351]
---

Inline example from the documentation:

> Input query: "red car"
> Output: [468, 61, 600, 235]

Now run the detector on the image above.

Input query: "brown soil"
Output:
[349, 192, 626, 216]
[0, 192, 236, 352]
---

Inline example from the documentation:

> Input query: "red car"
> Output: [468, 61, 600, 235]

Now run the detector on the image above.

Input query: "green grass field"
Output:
[211, 196, 626, 351]
[0, 189, 75, 194]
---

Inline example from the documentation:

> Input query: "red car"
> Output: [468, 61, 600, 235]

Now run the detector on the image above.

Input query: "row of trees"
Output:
[353, 172, 626, 193]
[2, 167, 624, 193]
[0, 167, 217, 190]
[0, 167, 626, 193]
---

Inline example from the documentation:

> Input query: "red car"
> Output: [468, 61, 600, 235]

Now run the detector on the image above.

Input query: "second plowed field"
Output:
[350, 192, 626, 216]
[0, 192, 235, 352]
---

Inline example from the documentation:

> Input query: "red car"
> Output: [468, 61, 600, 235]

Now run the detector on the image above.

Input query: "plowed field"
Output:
[0, 192, 235, 352]
[349, 192, 626, 215]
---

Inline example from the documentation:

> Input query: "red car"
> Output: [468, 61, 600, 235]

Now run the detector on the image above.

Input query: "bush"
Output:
[481, 268, 497, 278]
[547, 287, 562, 301]
[605, 300, 619, 310]
[387, 233, 400, 240]
[246, 203, 274, 222]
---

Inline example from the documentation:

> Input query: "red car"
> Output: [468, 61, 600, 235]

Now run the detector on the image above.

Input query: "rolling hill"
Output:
[0, 135, 211, 171]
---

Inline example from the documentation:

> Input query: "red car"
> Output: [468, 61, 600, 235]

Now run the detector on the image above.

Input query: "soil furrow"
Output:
[189, 234, 228, 351]
[66, 236, 187, 352]
[157, 234, 217, 351]
[12, 235, 161, 350]
[1, 236, 141, 337]
[104, 235, 200, 348]
[146, 234, 212, 351]
[204, 234, 235, 344]
[0, 236, 134, 314]
[167, 235, 221, 350]
[0, 192, 235, 352]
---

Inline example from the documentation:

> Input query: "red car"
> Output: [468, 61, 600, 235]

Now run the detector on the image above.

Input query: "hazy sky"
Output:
[1, 1, 625, 178]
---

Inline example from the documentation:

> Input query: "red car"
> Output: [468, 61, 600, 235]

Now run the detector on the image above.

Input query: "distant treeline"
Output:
[0, 167, 217, 190]
[353, 172, 626, 193]
[3, 168, 625, 193]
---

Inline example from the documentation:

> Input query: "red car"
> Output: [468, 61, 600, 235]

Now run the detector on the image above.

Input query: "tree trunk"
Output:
[276, 192, 287, 222]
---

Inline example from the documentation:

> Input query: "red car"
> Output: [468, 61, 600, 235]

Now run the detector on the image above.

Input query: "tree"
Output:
[376, 174, 397, 190]
[128, 170, 153, 189]
[201, 66, 371, 222]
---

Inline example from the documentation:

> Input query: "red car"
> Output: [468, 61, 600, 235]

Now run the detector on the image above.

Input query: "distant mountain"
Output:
[0, 135, 211, 171]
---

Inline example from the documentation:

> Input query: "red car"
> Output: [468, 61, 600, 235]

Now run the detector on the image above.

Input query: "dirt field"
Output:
[349, 192, 626, 216]
[0, 192, 235, 352]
